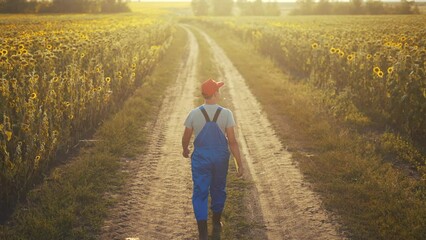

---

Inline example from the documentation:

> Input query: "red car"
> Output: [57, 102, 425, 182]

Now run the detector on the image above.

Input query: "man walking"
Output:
[182, 79, 244, 240]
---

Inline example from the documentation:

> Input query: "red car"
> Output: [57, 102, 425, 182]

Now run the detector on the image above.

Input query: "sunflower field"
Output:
[0, 14, 173, 215]
[194, 16, 426, 143]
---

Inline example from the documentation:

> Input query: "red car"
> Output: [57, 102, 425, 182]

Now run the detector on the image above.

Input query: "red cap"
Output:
[201, 79, 224, 96]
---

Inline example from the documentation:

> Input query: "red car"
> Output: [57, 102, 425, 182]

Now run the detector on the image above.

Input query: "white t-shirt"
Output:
[184, 104, 236, 138]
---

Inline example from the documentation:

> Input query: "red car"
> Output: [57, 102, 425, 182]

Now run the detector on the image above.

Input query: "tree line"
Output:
[0, 0, 130, 13]
[291, 0, 420, 15]
[191, 0, 281, 16]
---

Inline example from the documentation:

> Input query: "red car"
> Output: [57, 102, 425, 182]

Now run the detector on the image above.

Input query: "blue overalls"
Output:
[191, 106, 230, 221]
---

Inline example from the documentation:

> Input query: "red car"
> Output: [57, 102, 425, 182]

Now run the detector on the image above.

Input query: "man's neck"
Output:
[204, 99, 217, 105]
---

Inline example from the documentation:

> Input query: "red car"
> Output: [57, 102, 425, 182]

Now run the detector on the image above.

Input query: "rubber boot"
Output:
[212, 212, 223, 240]
[197, 220, 208, 240]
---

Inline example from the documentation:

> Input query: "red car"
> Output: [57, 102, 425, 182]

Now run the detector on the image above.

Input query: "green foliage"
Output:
[0, 14, 173, 222]
[0, 24, 187, 240]
[197, 24, 426, 240]
[380, 132, 426, 178]
[191, 16, 426, 144]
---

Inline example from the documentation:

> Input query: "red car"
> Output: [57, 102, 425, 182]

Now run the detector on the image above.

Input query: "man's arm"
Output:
[226, 127, 244, 177]
[182, 127, 193, 158]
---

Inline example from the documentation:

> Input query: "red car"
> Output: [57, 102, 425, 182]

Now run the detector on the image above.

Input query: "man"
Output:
[182, 78, 244, 240]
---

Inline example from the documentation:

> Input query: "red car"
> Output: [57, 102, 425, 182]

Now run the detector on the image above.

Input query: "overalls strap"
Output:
[199, 106, 223, 123]
[199, 106, 211, 122]
[212, 107, 222, 122]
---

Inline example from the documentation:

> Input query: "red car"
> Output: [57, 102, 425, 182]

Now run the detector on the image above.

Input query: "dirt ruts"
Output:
[100, 25, 345, 240]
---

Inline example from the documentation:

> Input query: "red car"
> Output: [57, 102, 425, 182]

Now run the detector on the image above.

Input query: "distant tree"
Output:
[0, 0, 37, 13]
[398, 0, 418, 14]
[238, 0, 279, 16]
[191, 0, 209, 16]
[36, 0, 128, 13]
[316, 0, 332, 14]
[264, 1, 281, 16]
[295, 0, 314, 15]
[101, 0, 129, 13]
[332, 1, 352, 14]
[365, 0, 385, 14]
[212, 0, 233, 16]
[351, 0, 364, 14]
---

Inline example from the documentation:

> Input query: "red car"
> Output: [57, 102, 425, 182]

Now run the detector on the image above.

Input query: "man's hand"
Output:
[182, 148, 190, 158]
[236, 165, 244, 178]
[182, 127, 193, 159]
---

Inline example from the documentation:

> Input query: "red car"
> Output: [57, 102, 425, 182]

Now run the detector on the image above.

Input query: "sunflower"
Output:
[339, 51, 345, 58]
[105, 77, 111, 83]
[20, 60, 29, 67]
[330, 47, 336, 54]
[1, 49, 7, 55]
[34, 155, 41, 168]
[311, 43, 318, 49]
[5, 130, 12, 141]
[347, 54, 355, 61]
[30, 92, 37, 99]
[373, 67, 381, 73]
[377, 71, 384, 78]
[387, 67, 394, 74]
[21, 124, 30, 132]
[366, 54, 372, 60]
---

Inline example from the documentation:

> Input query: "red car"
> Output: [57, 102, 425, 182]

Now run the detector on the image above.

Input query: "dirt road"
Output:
[100, 25, 344, 240]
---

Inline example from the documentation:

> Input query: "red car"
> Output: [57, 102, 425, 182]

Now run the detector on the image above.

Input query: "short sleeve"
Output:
[184, 111, 193, 129]
[226, 110, 236, 128]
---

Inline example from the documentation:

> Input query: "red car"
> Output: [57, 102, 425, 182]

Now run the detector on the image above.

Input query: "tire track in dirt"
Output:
[196, 28, 345, 240]
[100, 26, 199, 240]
